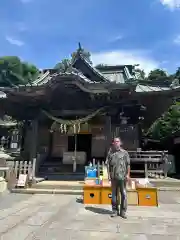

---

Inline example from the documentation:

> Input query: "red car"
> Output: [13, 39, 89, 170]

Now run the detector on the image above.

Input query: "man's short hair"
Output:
[113, 137, 122, 141]
[113, 137, 121, 141]
[112, 137, 123, 144]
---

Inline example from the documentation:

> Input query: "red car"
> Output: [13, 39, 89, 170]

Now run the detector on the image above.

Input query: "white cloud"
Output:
[160, 0, 180, 9]
[5, 36, 24, 47]
[174, 35, 180, 44]
[91, 50, 159, 74]
[108, 35, 123, 43]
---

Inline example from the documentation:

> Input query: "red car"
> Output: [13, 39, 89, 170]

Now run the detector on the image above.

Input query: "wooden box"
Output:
[137, 187, 158, 206]
[100, 187, 138, 205]
[126, 190, 138, 205]
[83, 185, 101, 204]
[101, 186, 112, 204]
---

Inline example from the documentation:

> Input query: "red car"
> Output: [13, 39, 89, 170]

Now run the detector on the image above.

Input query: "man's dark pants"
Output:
[111, 179, 127, 214]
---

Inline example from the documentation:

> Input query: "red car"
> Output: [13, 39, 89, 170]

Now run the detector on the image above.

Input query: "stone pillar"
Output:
[29, 119, 38, 178]
[73, 133, 77, 173]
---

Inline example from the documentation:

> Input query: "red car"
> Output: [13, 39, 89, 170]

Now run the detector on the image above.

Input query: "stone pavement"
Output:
[0, 192, 180, 239]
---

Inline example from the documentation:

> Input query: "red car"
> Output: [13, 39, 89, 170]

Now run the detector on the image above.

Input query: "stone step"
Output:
[11, 186, 180, 195]
[32, 180, 180, 190]
[37, 174, 84, 181]
[38, 172, 84, 176]
[32, 182, 83, 190]
[38, 165, 85, 174]
[11, 188, 83, 195]
[10, 177, 180, 195]
[22, 177, 180, 189]
[38, 171, 84, 175]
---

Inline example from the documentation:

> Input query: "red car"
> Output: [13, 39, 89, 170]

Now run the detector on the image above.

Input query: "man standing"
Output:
[106, 137, 130, 219]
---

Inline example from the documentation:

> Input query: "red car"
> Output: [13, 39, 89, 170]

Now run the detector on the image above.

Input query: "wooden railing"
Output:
[129, 151, 168, 178]
[6, 159, 35, 179]
[90, 150, 168, 179]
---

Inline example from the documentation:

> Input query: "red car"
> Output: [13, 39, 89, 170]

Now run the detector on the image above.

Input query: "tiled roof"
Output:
[95, 65, 134, 84]
[25, 52, 137, 86]
[135, 84, 180, 92]
[15, 70, 180, 94]
[100, 71, 126, 83]
[72, 53, 109, 82]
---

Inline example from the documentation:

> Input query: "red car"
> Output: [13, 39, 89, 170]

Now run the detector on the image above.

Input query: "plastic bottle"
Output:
[100, 176, 103, 185]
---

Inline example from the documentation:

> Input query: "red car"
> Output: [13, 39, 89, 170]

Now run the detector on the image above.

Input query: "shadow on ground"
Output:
[76, 197, 112, 214]
[85, 206, 112, 214]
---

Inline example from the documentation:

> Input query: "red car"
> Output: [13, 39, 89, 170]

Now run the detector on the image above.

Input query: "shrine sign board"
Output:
[17, 174, 28, 188]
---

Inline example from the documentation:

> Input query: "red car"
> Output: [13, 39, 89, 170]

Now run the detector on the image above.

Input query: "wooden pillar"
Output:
[105, 115, 111, 155]
[48, 131, 53, 159]
[29, 119, 38, 178]
[20, 121, 27, 155]
[137, 120, 143, 149]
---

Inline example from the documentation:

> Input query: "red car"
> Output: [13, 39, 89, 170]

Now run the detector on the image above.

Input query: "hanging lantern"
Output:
[121, 117, 128, 125]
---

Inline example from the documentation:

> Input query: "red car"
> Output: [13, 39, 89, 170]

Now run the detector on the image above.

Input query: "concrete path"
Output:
[0, 192, 180, 239]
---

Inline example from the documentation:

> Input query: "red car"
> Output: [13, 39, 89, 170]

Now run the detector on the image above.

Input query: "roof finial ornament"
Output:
[77, 42, 83, 55]
[78, 42, 82, 51]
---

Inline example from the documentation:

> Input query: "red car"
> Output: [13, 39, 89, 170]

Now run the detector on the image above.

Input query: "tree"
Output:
[54, 44, 92, 71]
[134, 68, 146, 81]
[170, 67, 180, 81]
[146, 102, 180, 140]
[148, 69, 168, 82]
[0, 59, 23, 87]
[22, 62, 39, 83]
[54, 59, 71, 73]
[0, 56, 39, 87]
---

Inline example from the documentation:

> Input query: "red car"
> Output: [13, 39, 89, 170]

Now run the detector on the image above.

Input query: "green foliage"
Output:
[54, 46, 92, 71]
[134, 68, 146, 81]
[0, 56, 39, 87]
[21, 62, 39, 83]
[134, 68, 173, 85]
[71, 47, 92, 65]
[146, 102, 180, 140]
[170, 67, 180, 80]
[148, 69, 168, 82]
[54, 59, 71, 72]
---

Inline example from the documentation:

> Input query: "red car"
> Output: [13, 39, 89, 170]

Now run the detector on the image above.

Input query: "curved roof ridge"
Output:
[135, 83, 177, 92]
[33, 71, 50, 85]
[72, 53, 109, 82]
[124, 66, 134, 80]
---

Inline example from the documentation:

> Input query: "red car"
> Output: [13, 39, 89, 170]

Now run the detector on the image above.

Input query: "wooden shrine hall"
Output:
[0, 46, 180, 178]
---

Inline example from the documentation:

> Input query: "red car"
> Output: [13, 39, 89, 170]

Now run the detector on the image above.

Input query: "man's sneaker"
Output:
[111, 211, 117, 217]
[120, 212, 127, 219]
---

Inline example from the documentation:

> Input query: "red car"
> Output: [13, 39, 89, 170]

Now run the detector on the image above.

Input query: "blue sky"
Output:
[1, 0, 180, 73]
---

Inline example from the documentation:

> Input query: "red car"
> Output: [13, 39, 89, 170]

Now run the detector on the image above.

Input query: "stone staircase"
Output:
[38, 160, 85, 181]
